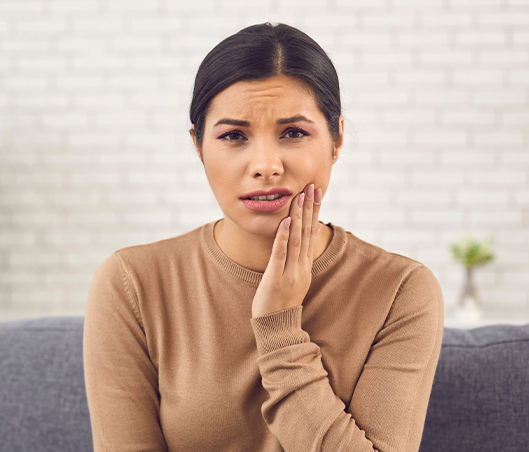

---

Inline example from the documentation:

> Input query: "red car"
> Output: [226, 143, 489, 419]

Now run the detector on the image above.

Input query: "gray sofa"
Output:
[0, 317, 528, 452]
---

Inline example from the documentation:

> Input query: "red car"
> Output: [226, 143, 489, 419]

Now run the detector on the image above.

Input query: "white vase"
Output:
[456, 294, 483, 323]
[455, 268, 483, 324]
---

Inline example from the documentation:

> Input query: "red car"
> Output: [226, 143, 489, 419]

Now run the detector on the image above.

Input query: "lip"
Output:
[241, 195, 291, 212]
[239, 187, 292, 199]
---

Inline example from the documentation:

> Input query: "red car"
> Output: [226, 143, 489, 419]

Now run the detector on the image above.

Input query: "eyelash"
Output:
[218, 130, 246, 141]
[283, 128, 309, 139]
[218, 127, 310, 142]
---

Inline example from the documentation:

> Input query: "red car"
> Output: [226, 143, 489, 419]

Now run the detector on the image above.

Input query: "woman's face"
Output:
[192, 74, 344, 239]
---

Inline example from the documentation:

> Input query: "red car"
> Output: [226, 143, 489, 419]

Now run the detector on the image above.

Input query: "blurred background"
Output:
[0, 0, 528, 326]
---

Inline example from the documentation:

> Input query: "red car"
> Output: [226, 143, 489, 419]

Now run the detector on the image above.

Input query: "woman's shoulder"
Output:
[331, 223, 443, 317]
[330, 223, 439, 290]
[98, 222, 213, 275]
[120, 223, 205, 255]
[333, 224, 423, 268]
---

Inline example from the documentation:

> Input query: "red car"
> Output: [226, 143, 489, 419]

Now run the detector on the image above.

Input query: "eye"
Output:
[219, 130, 247, 141]
[282, 128, 309, 139]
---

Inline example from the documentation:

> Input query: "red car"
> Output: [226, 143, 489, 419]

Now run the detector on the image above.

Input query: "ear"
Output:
[189, 125, 203, 164]
[332, 115, 345, 164]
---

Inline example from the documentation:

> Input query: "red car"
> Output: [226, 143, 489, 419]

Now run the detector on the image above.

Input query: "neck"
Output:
[214, 218, 333, 272]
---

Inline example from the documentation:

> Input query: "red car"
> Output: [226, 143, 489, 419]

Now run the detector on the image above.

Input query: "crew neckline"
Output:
[201, 220, 346, 285]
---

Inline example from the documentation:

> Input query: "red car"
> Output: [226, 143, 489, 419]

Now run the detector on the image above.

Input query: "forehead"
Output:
[206, 75, 324, 126]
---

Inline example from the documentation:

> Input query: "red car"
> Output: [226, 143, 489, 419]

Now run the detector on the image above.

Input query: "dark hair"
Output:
[190, 22, 341, 146]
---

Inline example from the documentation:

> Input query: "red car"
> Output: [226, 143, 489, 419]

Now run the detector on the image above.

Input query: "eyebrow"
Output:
[277, 115, 315, 125]
[213, 115, 314, 127]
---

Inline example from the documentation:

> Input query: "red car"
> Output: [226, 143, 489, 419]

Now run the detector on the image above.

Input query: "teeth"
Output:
[250, 194, 283, 201]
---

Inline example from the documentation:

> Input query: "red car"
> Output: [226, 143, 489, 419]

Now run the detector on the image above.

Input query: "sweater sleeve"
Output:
[83, 252, 168, 452]
[250, 264, 444, 452]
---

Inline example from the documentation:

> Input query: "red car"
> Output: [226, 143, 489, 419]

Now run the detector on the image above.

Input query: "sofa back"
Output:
[0, 317, 528, 452]
[0, 317, 92, 452]
[419, 322, 529, 452]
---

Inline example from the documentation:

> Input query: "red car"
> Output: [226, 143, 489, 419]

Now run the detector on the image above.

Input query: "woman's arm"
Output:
[251, 265, 443, 452]
[83, 253, 168, 452]
[251, 184, 444, 451]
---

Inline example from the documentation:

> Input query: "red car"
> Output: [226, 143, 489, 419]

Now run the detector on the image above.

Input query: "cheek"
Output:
[315, 165, 333, 192]
[202, 153, 241, 196]
[297, 144, 334, 178]
[310, 149, 334, 194]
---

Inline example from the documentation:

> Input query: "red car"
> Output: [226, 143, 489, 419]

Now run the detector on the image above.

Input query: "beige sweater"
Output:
[83, 220, 444, 452]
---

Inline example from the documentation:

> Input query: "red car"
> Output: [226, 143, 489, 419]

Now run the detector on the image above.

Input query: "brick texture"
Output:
[1, 0, 528, 321]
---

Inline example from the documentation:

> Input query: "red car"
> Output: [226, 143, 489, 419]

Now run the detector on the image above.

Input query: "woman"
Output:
[84, 22, 444, 452]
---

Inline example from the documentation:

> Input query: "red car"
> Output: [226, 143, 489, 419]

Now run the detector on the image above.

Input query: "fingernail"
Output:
[306, 184, 314, 200]
[297, 193, 305, 208]
[314, 188, 322, 205]
[284, 217, 291, 230]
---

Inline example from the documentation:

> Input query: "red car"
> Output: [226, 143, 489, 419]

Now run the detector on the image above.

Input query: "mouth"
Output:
[240, 188, 292, 201]
[240, 189, 292, 212]
[246, 193, 286, 201]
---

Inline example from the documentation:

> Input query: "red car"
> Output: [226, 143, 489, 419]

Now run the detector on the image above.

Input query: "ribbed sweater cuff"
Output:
[251, 306, 310, 356]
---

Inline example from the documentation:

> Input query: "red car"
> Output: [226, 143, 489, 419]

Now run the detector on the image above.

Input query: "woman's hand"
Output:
[252, 183, 323, 318]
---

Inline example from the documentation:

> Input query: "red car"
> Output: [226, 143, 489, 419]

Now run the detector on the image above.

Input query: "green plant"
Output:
[450, 237, 494, 269]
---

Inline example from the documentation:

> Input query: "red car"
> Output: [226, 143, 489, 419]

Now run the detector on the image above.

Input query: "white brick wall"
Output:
[1, 0, 528, 321]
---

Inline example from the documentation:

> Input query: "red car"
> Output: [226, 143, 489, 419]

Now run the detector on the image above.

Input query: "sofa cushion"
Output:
[420, 323, 529, 452]
[1, 316, 528, 452]
[0, 316, 92, 452]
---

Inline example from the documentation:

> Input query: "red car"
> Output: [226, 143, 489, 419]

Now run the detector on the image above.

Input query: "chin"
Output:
[240, 214, 285, 239]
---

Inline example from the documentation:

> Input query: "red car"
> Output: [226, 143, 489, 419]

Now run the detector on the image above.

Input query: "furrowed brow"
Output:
[213, 115, 314, 127]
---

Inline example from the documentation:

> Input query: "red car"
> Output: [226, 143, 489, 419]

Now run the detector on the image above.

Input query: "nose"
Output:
[248, 141, 284, 180]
